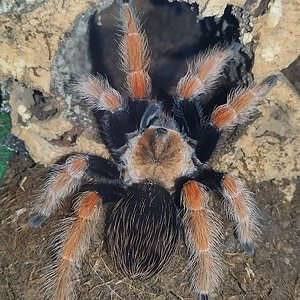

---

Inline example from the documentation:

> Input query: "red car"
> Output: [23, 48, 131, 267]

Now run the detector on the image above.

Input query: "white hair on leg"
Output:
[29, 155, 88, 228]
[221, 174, 261, 254]
[42, 191, 103, 300]
[176, 43, 240, 100]
[71, 74, 124, 112]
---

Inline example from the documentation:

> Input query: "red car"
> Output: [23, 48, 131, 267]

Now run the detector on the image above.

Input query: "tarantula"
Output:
[29, 1, 277, 299]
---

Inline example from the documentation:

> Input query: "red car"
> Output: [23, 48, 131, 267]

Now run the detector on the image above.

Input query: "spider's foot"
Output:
[28, 214, 48, 228]
[241, 241, 255, 256]
[198, 293, 212, 300]
[228, 41, 242, 57]
[261, 74, 278, 88]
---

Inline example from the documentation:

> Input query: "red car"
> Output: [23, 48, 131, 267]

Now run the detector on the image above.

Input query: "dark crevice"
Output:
[31, 90, 58, 121]
[252, 0, 271, 17]
[88, 0, 253, 114]
[49, 126, 83, 147]
[282, 55, 300, 93]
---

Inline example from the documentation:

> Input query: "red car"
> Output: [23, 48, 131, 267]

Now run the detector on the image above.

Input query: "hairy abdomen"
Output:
[107, 183, 179, 279]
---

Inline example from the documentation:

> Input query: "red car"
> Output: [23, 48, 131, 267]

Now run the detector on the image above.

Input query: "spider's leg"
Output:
[43, 191, 102, 300]
[176, 43, 240, 101]
[29, 154, 120, 228]
[86, 154, 120, 180]
[72, 76, 152, 161]
[176, 76, 277, 162]
[189, 169, 260, 255]
[181, 180, 223, 300]
[220, 173, 260, 255]
[98, 99, 151, 161]
[118, 1, 152, 99]
[71, 74, 124, 112]
[211, 75, 278, 129]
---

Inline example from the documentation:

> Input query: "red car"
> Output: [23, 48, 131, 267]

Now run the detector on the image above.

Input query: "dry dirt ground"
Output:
[1, 1, 300, 300]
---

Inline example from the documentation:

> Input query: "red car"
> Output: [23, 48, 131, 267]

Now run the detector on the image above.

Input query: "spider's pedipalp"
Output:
[173, 100, 221, 163]
[71, 74, 124, 112]
[211, 75, 278, 129]
[181, 181, 223, 299]
[43, 191, 102, 300]
[29, 155, 88, 228]
[221, 174, 260, 255]
[118, 1, 152, 99]
[176, 43, 240, 100]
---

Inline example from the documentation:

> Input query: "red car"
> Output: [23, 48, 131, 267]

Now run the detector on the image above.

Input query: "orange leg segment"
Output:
[176, 43, 240, 100]
[71, 75, 124, 112]
[29, 155, 88, 228]
[44, 191, 102, 300]
[119, 2, 152, 99]
[222, 174, 260, 255]
[181, 181, 222, 299]
[211, 75, 278, 129]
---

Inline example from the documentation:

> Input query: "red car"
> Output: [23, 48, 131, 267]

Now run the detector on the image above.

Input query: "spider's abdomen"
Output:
[107, 183, 179, 280]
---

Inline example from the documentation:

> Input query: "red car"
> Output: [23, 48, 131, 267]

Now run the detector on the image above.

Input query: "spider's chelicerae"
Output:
[29, 1, 277, 299]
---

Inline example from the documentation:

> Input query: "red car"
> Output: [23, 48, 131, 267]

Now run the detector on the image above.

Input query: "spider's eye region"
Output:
[155, 127, 168, 135]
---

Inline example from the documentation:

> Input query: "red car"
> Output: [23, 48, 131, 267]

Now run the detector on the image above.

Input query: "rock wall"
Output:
[0, 0, 114, 162]
[0, 0, 299, 201]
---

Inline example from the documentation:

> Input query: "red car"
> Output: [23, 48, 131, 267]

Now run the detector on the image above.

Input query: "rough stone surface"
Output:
[0, 0, 111, 93]
[9, 81, 109, 164]
[213, 0, 300, 202]
[0, 0, 113, 164]
[251, 0, 300, 78]
[0, 0, 45, 14]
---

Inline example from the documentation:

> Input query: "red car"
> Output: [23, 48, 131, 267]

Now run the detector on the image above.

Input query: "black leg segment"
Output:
[97, 99, 151, 161]
[87, 155, 120, 179]
[173, 100, 220, 163]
